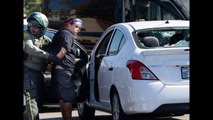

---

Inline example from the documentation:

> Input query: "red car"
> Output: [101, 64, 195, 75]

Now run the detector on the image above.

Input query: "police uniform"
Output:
[23, 31, 51, 120]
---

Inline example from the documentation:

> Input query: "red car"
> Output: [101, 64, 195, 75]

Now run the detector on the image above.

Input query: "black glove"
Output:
[48, 53, 61, 64]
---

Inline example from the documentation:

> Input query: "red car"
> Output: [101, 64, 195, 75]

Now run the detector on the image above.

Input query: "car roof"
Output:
[116, 20, 189, 30]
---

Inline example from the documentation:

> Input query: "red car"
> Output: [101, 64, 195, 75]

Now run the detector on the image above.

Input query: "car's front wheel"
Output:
[77, 102, 95, 120]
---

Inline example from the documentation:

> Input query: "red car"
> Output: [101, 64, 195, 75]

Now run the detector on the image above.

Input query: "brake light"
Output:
[127, 60, 158, 80]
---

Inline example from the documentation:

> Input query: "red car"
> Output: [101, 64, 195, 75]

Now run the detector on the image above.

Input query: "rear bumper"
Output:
[151, 103, 189, 115]
[117, 81, 189, 114]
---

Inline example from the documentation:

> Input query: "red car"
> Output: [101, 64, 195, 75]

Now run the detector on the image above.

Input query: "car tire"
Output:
[77, 102, 95, 120]
[112, 91, 128, 120]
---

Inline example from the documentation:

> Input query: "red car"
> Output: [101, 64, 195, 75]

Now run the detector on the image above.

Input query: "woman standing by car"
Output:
[48, 18, 83, 120]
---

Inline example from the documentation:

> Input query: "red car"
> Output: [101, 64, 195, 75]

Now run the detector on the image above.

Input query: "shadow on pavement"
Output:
[40, 115, 112, 120]
[40, 115, 181, 120]
[39, 106, 60, 113]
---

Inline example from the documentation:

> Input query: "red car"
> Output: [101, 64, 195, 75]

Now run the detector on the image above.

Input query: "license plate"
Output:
[181, 66, 189, 79]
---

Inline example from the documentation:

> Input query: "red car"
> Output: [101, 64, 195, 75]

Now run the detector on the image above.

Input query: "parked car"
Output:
[23, 19, 89, 107]
[77, 20, 190, 120]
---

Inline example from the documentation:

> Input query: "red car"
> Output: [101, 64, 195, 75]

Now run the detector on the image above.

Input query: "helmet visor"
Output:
[28, 21, 43, 29]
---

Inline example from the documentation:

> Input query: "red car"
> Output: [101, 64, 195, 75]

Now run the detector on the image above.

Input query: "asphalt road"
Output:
[39, 104, 189, 120]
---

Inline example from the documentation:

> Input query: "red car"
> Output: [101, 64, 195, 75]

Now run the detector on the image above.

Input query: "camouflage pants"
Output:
[23, 67, 45, 120]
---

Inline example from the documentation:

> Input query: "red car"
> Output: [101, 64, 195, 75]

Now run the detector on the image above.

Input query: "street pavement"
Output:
[39, 104, 189, 120]
[39, 103, 111, 120]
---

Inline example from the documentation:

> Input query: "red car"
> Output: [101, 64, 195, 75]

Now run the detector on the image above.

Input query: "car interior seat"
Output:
[140, 36, 159, 47]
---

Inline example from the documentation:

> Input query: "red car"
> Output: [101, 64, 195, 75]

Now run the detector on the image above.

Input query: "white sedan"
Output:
[77, 20, 189, 120]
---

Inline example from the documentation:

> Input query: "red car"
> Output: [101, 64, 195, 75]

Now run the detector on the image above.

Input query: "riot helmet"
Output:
[26, 12, 49, 38]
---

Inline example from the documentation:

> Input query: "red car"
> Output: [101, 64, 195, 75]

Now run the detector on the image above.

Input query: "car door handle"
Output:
[108, 67, 113, 71]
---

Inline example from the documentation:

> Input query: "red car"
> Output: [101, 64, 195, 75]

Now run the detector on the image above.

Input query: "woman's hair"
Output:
[64, 18, 82, 28]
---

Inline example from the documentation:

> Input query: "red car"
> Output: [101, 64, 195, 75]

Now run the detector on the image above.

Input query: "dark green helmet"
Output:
[27, 12, 49, 38]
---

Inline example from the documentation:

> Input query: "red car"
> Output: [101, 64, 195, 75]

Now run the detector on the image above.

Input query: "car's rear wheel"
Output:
[111, 92, 128, 120]
[77, 102, 95, 120]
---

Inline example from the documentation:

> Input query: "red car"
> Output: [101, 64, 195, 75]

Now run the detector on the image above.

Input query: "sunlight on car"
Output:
[77, 20, 189, 120]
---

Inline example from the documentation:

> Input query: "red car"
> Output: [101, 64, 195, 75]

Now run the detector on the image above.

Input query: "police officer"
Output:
[23, 12, 60, 120]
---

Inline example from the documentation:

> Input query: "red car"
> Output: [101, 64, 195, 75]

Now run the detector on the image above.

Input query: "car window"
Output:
[108, 29, 126, 56]
[136, 27, 189, 48]
[45, 30, 55, 40]
[118, 34, 126, 51]
[96, 30, 113, 57]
